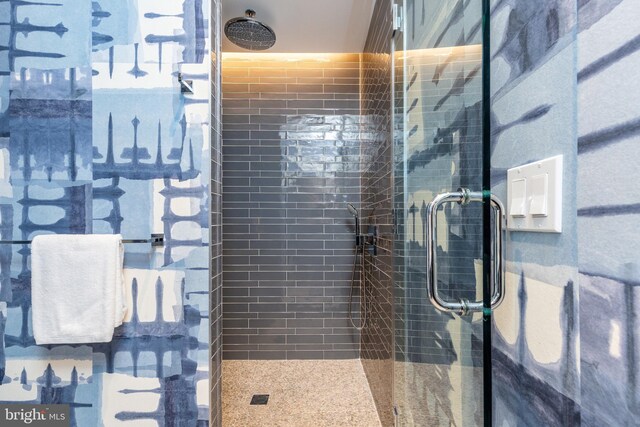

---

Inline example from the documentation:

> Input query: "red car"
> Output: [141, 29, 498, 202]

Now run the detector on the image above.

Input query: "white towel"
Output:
[31, 234, 126, 344]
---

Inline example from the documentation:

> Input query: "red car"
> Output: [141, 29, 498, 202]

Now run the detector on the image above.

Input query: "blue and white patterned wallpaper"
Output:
[577, 0, 640, 425]
[490, 0, 581, 424]
[492, 0, 640, 425]
[0, 1, 212, 425]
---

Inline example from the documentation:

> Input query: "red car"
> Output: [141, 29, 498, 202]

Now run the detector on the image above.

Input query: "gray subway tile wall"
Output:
[360, 1, 395, 425]
[361, 1, 486, 425]
[221, 53, 363, 360]
[210, 0, 223, 425]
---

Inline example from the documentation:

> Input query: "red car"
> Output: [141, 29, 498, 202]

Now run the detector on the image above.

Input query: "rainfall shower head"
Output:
[347, 203, 358, 218]
[224, 9, 276, 51]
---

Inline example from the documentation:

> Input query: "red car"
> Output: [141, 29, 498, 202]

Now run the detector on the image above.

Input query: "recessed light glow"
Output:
[222, 52, 354, 63]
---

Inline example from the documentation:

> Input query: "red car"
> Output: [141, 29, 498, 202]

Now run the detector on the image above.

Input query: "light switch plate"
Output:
[507, 155, 563, 233]
[529, 173, 549, 217]
[509, 178, 527, 217]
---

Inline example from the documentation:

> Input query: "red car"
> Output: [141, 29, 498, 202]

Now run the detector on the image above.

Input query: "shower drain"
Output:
[250, 394, 269, 405]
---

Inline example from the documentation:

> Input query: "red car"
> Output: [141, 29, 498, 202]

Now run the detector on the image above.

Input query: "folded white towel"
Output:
[31, 234, 126, 344]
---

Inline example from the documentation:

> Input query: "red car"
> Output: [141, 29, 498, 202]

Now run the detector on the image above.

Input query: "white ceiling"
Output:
[221, 0, 377, 53]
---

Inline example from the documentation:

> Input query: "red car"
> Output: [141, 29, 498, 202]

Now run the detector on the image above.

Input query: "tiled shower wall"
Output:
[221, 54, 363, 360]
[210, 0, 223, 425]
[360, 0, 395, 426]
[0, 1, 212, 425]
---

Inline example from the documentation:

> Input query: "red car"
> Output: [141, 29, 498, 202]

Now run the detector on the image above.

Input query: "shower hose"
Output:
[348, 248, 367, 331]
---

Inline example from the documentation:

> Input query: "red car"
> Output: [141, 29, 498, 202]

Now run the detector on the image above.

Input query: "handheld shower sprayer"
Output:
[346, 203, 367, 331]
[346, 203, 358, 217]
[347, 203, 360, 246]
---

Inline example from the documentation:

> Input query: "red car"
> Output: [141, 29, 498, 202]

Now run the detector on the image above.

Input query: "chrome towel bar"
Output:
[0, 233, 164, 247]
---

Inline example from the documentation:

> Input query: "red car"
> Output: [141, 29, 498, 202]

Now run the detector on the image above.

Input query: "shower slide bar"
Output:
[0, 233, 165, 247]
[426, 188, 506, 315]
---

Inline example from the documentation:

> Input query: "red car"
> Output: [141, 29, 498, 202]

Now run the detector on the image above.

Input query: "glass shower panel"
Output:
[392, 0, 488, 425]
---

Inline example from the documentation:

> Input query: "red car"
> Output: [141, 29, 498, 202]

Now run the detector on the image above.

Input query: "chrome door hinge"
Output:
[393, 3, 403, 35]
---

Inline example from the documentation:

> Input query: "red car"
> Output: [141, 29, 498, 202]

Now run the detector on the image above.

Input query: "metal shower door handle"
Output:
[426, 188, 505, 315]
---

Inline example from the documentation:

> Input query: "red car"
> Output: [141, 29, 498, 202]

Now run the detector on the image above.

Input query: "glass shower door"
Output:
[392, 0, 498, 425]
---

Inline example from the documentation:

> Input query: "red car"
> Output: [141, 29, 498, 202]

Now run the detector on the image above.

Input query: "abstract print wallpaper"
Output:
[489, 0, 581, 425]
[0, 1, 213, 426]
[576, 0, 640, 425]
[492, 0, 640, 425]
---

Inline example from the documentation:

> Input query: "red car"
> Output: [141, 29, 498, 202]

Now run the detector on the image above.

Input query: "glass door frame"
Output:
[481, 0, 493, 425]
[390, 0, 495, 425]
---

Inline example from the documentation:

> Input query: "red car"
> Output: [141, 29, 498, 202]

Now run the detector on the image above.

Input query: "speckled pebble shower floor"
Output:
[222, 360, 382, 426]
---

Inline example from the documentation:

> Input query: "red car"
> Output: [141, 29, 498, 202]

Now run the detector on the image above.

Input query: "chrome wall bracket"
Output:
[178, 73, 194, 94]
[426, 188, 506, 315]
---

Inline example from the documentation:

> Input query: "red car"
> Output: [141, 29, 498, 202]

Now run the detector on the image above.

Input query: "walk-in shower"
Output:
[216, 0, 633, 425]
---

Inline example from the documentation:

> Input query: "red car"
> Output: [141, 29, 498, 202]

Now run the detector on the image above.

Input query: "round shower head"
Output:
[224, 9, 276, 51]
[347, 203, 358, 218]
